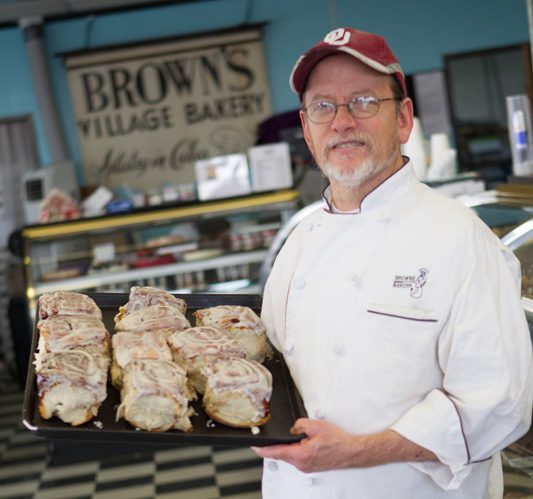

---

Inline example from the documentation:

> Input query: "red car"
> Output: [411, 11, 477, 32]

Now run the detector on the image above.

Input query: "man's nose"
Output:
[331, 104, 357, 131]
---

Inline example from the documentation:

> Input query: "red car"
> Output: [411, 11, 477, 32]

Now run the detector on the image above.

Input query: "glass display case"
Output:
[457, 186, 533, 304]
[21, 190, 299, 313]
[502, 219, 533, 302]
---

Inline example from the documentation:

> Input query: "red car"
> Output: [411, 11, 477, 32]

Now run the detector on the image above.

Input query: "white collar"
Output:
[322, 159, 417, 214]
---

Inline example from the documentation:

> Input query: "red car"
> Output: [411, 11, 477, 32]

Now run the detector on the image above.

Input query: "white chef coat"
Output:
[261, 162, 533, 499]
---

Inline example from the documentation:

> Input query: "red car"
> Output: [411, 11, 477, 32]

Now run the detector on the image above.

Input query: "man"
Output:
[253, 27, 532, 498]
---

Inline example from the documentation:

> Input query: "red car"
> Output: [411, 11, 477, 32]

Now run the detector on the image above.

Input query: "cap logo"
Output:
[324, 28, 351, 46]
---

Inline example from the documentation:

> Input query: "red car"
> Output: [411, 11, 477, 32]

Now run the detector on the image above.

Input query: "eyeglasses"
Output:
[302, 96, 401, 124]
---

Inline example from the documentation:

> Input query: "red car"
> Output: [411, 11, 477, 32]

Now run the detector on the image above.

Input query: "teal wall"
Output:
[0, 0, 529, 183]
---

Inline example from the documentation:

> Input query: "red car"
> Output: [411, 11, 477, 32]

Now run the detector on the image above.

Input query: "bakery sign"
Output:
[63, 27, 272, 191]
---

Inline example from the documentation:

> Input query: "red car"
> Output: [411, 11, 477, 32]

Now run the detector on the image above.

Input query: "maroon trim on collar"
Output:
[322, 184, 333, 213]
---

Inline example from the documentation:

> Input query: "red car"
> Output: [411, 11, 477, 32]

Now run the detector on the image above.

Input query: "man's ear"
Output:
[398, 97, 414, 145]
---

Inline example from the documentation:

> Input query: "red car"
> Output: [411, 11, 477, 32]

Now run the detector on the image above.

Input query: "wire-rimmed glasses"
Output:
[302, 96, 401, 124]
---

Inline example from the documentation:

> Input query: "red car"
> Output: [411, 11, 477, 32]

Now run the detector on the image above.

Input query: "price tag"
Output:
[93, 242, 115, 264]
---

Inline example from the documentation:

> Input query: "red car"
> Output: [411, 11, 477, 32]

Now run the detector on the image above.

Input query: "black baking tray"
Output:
[22, 292, 306, 447]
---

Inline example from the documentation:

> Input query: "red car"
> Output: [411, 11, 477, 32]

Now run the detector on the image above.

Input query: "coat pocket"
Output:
[367, 303, 438, 323]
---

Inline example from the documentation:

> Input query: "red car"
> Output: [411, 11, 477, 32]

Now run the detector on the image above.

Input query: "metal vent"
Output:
[25, 178, 44, 201]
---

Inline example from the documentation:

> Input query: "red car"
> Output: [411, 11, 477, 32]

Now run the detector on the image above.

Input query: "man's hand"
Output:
[252, 418, 437, 473]
[252, 418, 367, 473]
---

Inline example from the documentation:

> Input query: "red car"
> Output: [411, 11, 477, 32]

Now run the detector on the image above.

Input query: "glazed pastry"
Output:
[35, 350, 109, 426]
[114, 304, 190, 335]
[111, 331, 172, 388]
[36, 316, 110, 362]
[38, 291, 102, 320]
[201, 357, 272, 428]
[193, 305, 273, 362]
[167, 326, 246, 394]
[114, 286, 187, 323]
[116, 359, 194, 432]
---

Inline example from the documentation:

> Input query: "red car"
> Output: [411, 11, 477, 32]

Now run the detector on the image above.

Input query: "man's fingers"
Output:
[290, 418, 307, 434]
[290, 425, 303, 435]
[251, 444, 292, 459]
[290, 417, 315, 436]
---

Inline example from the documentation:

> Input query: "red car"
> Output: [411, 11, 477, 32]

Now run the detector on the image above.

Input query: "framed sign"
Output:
[63, 27, 272, 192]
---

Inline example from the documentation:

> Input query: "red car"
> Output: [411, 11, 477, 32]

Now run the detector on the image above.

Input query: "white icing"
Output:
[115, 305, 190, 332]
[112, 331, 172, 368]
[117, 359, 191, 422]
[125, 286, 187, 315]
[38, 291, 102, 319]
[194, 306, 265, 336]
[202, 357, 272, 406]
[37, 316, 109, 353]
[167, 326, 245, 359]
[36, 350, 108, 402]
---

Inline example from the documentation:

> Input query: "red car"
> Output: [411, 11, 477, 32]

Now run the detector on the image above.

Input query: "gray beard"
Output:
[319, 155, 394, 188]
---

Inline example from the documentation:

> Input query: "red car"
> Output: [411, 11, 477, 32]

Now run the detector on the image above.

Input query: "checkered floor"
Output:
[0, 371, 263, 499]
[1, 369, 533, 499]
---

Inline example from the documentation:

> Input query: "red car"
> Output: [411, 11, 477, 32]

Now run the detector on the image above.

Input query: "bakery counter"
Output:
[20, 190, 300, 315]
[30, 249, 268, 296]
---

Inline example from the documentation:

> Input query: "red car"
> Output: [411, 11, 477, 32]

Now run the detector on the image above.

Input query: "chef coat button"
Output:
[267, 460, 278, 471]
[294, 279, 306, 289]
[333, 345, 345, 356]
[314, 409, 325, 419]
[305, 477, 315, 487]
[350, 274, 362, 288]
[284, 343, 294, 354]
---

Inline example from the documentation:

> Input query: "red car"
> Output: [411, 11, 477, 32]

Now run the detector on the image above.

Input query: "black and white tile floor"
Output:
[0, 371, 263, 499]
[1, 368, 533, 499]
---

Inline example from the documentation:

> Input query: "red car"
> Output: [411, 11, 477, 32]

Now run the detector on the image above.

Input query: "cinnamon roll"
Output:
[36, 350, 109, 426]
[114, 304, 190, 335]
[201, 357, 272, 428]
[114, 286, 187, 324]
[38, 291, 102, 320]
[111, 331, 172, 388]
[116, 359, 194, 432]
[167, 326, 246, 394]
[36, 316, 110, 363]
[193, 306, 273, 363]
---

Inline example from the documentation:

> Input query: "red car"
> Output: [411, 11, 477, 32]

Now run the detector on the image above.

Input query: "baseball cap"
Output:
[289, 27, 406, 98]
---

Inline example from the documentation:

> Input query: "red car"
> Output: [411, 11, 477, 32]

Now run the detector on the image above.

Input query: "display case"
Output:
[21, 190, 299, 313]
[501, 219, 533, 318]
[457, 185, 533, 304]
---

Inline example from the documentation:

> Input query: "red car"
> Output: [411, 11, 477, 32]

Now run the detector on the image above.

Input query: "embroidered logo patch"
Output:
[393, 268, 429, 299]
[324, 28, 351, 46]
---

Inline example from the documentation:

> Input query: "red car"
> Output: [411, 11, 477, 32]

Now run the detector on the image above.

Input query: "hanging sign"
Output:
[63, 27, 272, 192]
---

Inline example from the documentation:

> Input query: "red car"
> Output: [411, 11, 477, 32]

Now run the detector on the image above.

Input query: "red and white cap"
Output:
[289, 27, 406, 98]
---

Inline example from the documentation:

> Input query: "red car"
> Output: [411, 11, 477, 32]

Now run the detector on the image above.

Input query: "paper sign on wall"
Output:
[195, 153, 251, 200]
[248, 142, 293, 192]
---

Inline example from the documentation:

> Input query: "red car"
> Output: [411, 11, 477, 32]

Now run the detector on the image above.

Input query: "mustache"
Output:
[324, 134, 371, 151]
